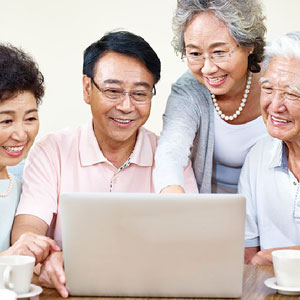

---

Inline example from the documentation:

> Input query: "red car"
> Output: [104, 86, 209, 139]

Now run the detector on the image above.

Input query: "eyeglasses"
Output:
[261, 85, 300, 103]
[91, 78, 156, 104]
[181, 45, 239, 66]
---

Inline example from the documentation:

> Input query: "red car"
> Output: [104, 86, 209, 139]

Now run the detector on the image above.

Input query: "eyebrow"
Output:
[289, 85, 300, 94]
[185, 42, 229, 50]
[0, 108, 38, 115]
[103, 79, 152, 89]
[259, 77, 269, 85]
[259, 77, 300, 94]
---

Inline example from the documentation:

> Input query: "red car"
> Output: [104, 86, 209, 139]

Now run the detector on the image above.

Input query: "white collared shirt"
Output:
[238, 135, 300, 250]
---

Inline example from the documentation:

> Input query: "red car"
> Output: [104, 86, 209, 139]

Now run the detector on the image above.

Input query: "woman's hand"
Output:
[5, 233, 60, 264]
[160, 185, 185, 193]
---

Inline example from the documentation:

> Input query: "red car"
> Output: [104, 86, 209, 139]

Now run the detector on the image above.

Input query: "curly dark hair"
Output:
[0, 44, 45, 104]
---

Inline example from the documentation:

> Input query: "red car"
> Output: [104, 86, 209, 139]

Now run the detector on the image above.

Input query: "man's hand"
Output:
[5, 233, 60, 264]
[249, 248, 273, 266]
[39, 251, 68, 298]
[246, 245, 300, 266]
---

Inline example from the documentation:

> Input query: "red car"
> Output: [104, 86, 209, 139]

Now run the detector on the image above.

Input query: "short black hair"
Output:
[0, 44, 45, 105]
[83, 31, 161, 84]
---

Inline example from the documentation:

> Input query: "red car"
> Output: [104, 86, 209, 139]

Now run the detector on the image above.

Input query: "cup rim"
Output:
[0, 255, 35, 265]
[272, 249, 300, 259]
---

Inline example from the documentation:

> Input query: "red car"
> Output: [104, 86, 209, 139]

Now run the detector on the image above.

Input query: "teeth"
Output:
[272, 116, 290, 123]
[3, 146, 24, 153]
[208, 76, 226, 83]
[114, 119, 131, 124]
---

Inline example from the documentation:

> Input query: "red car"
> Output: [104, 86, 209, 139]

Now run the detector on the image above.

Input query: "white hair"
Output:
[263, 31, 300, 71]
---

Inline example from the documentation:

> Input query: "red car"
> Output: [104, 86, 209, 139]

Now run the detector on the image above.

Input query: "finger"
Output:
[27, 243, 50, 264]
[48, 266, 68, 298]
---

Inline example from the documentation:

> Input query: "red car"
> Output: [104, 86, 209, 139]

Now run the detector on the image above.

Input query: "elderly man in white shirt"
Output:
[239, 31, 300, 266]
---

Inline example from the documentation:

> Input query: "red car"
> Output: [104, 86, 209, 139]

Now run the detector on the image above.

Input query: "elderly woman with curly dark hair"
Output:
[154, 0, 267, 194]
[0, 44, 59, 257]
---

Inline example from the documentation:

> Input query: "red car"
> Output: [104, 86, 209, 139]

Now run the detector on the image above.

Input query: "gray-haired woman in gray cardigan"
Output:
[154, 0, 267, 194]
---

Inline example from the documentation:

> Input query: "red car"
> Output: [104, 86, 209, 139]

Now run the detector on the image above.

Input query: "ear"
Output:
[248, 46, 255, 55]
[82, 75, 92, 104]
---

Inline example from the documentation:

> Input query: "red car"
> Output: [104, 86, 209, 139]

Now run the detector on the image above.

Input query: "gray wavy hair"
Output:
[172, 0, 266, 73]
[263, 31, 300, 71]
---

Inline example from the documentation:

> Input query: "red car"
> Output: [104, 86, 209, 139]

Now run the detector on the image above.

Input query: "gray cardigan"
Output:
[153, 70, 214, 193]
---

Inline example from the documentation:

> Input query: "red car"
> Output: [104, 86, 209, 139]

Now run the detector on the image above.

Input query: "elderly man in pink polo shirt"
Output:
[11, 31, 197, 298]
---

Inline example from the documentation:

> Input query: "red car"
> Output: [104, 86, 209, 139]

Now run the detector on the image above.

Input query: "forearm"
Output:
[11, 215, 48, 244]
[244, 246, 260, 264]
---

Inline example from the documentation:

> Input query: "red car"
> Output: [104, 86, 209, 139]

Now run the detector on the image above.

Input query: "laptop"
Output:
[59, 193, 246, 298]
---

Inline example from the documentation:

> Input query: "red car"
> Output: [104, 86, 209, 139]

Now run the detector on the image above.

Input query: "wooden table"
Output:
[31, 265, 299, 300]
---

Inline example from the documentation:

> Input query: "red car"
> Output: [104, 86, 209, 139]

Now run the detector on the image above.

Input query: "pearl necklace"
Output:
[0, 170, 13, 198]
[211, 72, 252, 121]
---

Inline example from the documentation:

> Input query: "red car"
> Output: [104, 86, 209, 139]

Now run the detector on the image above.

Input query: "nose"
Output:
[200, 57, 218, 75]
[11, 123, 28, 142]
[115, 93, 135, 113]
[270, 91, 287, 113]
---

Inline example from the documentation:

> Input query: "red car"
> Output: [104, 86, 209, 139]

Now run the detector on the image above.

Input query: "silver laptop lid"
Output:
[60, 193, 245, 298]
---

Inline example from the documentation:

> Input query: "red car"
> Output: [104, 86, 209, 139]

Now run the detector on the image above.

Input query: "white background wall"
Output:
[0, 0, 299, 138]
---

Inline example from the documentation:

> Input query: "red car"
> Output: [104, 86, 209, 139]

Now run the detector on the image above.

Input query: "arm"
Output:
[244, 246, 260, 264]
[161, 160, 198, 193]
[10, 136, 61, 263]
[153, 75, 204, 193]
[238, 149, 260, 263]
[10, 215, 60, 264]
[248, 245, 300, 266]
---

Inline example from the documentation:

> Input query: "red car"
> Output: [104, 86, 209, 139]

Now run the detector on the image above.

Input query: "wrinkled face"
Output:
[0, 91, 39, 169]
[261, 56, 300, 143]
[183, 11, 252, 97]
[83, 51, 155, 148]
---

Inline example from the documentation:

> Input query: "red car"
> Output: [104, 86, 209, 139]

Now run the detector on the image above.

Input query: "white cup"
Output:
[0, 256, 35, 294]
[272, 249, 300, 287]
[0, 289, 17, 300]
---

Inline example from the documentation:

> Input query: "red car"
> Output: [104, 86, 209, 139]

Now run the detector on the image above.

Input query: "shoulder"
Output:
[243, 134, 280, 171]
[173, 71, 211, 97]
[140, 127, 158, 148]
[247, 134, 278, 157]
[35, 124, 85, 151]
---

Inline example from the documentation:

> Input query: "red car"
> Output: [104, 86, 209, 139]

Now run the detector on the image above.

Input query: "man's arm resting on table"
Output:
[246, 245, 300, 266]
[10, 215, 60, 264]
[244, 246, 260, 264]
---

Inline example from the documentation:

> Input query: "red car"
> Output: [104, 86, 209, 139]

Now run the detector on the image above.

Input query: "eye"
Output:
[26, 117, 38, 122]
[103, 88, 123, 98]
[0, 119, 13, 125]
[105, 88, 122, 94]
[132, 91, 148, 100]
[286, 93, 300, 101]
[188, 51, 202, 57]
[261, 86, 273, 94]
[213, 50, 227, 56]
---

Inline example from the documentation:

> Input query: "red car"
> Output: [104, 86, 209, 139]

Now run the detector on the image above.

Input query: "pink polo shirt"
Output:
[16, 121, 197, 246]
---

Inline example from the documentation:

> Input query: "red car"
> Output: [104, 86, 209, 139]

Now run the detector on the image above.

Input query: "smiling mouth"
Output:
[207, 76, 227, 83]
[111, 118, 133, 124]
[3, 146, 25, 153]
[271, 116, 292, 124]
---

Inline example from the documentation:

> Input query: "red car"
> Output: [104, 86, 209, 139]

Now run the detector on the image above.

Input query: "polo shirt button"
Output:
[294, 182, 298, 186]
[297, 201, 300, 207]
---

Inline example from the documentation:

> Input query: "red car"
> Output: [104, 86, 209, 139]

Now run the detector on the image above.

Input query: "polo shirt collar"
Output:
[79, 120, 107, 167]
[79, 120, 154, 167]
[130, 127, 154, 167]
[268, 138, 289, 171]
